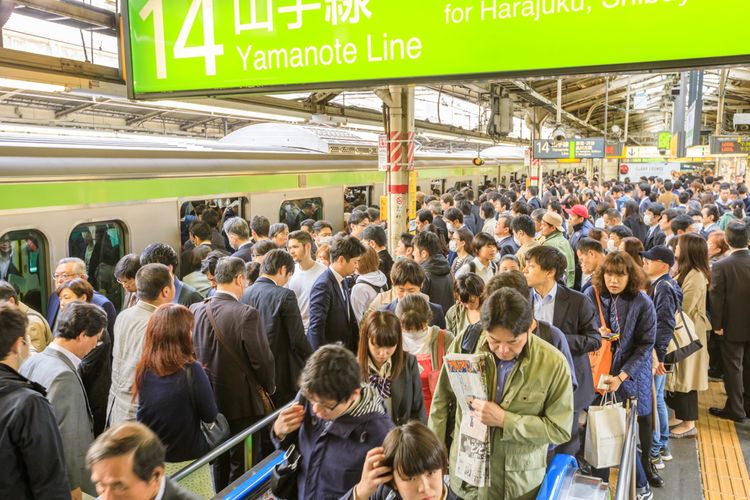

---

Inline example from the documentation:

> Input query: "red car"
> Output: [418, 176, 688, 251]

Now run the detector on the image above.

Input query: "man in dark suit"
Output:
[308, 235, 367, 352]
[46, 257, 117, 436]
[224, 216, 254, 263]
[524, 245, 600, 455]
[710, 221, 750, 422]
[88, 422, 203, 500]
[191, 256, 275, 490]
[140, 243, 203, 307]
[644, 203, 667, 250]
[242, 249, 312, 407]
[179, 221, 217, 278]
[495, 214, 520, 256]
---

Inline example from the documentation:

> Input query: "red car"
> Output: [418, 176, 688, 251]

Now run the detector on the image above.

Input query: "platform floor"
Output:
[652, 380, 750, 500]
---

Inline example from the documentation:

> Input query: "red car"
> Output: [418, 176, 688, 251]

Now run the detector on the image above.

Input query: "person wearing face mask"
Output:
[429, 288, 573, 500]
[347, 422, 457, 500]
[0, 303, 70, 499]
[449, 228, 474, 276]
[607, 225, 633, 253]
[357, 311, 425, 425]
[243, 249, 312, 408]
[583, 251, 662, 496]
[444, 207, 468, 235]
[643, 204, 666, 251]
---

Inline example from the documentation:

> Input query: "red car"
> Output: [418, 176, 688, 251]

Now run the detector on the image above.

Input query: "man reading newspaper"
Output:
[429, 288, 574, 500]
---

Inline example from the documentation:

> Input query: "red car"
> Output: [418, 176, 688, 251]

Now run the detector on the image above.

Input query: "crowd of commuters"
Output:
[2, 171, 750, 499]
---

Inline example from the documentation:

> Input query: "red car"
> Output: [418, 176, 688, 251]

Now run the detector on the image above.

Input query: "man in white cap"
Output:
[539, 212, 575, 287]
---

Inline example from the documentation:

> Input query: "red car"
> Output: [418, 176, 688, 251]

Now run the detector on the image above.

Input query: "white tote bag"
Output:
[584, 393, 627, 469]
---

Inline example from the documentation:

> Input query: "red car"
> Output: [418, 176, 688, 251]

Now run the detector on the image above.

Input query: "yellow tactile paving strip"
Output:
[698, 380, 750, 499]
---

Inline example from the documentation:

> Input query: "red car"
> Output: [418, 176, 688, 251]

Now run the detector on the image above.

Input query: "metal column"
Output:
[377, 86, 415, 253]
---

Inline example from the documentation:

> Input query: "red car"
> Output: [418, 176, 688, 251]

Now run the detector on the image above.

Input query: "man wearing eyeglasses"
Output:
[21, 302, 108, 500]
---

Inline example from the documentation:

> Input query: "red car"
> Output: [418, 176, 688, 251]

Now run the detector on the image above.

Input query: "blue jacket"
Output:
[584, 289, 656, 416]
[308, 268, 360, 352]
[273, 393, 394, 500]
[648, 275, 682, 363]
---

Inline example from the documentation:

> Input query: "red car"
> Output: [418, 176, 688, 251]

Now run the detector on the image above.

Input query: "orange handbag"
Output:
[589, 287, 614, 396]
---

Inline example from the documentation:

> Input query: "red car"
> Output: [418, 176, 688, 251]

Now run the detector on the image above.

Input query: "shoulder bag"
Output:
[185, 365, 230, 449]
[205, 298, 275, 414]
[658, 281, 702, 365]
[589, 287, 616, 396]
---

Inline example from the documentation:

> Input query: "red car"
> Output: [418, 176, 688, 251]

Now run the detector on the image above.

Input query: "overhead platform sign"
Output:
[122, 0, 750, 98]
[533, 138, 605, 159]
[710, 136, 750, 155]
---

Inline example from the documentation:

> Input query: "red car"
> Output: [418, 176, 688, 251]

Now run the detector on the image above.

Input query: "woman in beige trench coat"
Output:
[667, 234, 711, 437]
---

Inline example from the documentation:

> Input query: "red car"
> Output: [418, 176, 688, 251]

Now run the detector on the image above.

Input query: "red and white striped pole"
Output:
[383, 87, 414, 253]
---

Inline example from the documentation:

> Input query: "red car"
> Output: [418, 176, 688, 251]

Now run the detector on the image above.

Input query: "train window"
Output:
[68, 221, 127, 312]
[430, 179, 446, 195]
[0, 230, 48, 316]
[454, 180, 473, 190]
[345, 186, 372, 213]
[279, 197, 324, 231]
[179, 197, 246, 249]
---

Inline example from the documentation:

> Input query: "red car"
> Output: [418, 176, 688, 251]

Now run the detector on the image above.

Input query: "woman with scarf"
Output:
[357, 310, 425, 425]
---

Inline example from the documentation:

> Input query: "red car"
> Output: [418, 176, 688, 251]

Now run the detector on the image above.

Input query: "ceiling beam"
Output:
[509, 80, 603, 135]
[125, 110, 167, 126]
[14, 0, 117, 30]
[0, 47, 122, 84]
[54, 97, 108, 118]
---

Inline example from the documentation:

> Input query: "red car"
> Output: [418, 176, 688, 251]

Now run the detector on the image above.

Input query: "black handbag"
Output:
[271, 444, 301, 499]
[185, 366, 230, 449]
[664, 309, 703, 365]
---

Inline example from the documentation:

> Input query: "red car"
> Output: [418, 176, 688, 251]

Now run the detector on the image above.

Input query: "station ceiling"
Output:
[0, 0, 748, 148]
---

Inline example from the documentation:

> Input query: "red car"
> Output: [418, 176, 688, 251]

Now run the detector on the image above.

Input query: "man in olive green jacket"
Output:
[539, 212, 575, 287]
[429, 288, 573, 500]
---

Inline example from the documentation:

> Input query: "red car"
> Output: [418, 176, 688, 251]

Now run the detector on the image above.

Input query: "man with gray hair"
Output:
[224, 217, 254, 263]
[191, 256, 275, 491]
[107, 264, 175, 426]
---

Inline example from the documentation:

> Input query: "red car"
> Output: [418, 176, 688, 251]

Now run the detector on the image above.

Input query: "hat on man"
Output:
[564, 204, 589, 219]
[541, 212, 563, 232]
[639, 245, 675, 268]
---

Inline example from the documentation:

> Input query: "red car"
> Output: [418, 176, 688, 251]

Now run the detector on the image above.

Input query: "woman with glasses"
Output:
[133, 303, 217, 498]
[584, 251, 660, 498]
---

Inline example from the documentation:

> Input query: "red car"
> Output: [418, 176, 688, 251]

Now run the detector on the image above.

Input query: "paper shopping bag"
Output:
[584, 398, 626, 469]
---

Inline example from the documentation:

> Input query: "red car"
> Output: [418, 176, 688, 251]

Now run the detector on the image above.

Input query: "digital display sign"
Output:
[710, 136, 750, 155]
[123, 0, 750, 98]
[533, 138, 605, 159]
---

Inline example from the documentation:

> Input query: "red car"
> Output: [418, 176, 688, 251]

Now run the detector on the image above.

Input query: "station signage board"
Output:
[122, 0, 750, 98]
[710, 136, 750, 155]
[605, 141, 625, 159]
[533, 138, 605, 159]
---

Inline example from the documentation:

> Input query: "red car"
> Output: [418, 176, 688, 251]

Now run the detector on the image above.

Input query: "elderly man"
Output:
[225, 216, 254, 263]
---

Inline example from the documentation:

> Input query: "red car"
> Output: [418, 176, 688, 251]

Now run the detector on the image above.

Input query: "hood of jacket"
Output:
[0, 363, 46, 398]
[356, 271, 388, 288]
[422, 255, 451, 277]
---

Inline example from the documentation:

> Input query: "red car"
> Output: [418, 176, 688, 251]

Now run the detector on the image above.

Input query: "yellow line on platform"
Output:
[697, 381, 750, 499]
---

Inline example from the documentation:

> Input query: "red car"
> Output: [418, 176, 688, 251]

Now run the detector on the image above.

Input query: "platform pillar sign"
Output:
[377, 135, 388, 172]
[380, 86, 415, 253]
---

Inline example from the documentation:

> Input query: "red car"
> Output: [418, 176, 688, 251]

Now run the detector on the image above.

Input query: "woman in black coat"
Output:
[622, 199, 649, 243]
[358, 310, 426, 425]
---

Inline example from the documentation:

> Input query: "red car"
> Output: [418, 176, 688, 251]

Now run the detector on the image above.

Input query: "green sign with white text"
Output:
[123, 0, 750, 98]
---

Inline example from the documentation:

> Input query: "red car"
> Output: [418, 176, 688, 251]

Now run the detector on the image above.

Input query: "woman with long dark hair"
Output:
[134, 303, 217, 497]
[357, 310, 425, 425]
[584, 251, 660, 496]
[666, 234, 710, 438]
[622, 199, 649, 243]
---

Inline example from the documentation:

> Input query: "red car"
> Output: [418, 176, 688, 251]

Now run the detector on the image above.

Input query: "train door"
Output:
[0, 229, 49, 316]
[430, 179, 446, 195]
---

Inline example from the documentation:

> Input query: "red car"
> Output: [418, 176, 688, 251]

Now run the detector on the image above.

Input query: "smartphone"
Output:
[597, 375, 610, 391]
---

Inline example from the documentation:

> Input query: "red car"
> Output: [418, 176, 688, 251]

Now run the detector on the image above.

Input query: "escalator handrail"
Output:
[171, 406, 285, 482]
[614, 397, 638, 500]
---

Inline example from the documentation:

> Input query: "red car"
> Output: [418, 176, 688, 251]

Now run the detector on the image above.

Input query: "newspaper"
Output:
[443, 353, 490, 488]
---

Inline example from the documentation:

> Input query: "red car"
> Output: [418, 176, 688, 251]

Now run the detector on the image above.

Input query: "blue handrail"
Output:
[536, 454, 578, 500]
[221, 451, 285, 500]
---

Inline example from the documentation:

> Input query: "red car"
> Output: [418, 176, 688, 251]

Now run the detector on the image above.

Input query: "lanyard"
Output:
[610, 295, 621, 333]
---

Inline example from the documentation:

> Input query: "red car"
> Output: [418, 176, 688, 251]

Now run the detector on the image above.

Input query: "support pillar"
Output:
[377, 86, 415, 253]
[526, 107, 549, 191]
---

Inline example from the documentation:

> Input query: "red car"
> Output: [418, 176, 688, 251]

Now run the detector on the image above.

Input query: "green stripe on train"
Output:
[0, 167, 504, 210]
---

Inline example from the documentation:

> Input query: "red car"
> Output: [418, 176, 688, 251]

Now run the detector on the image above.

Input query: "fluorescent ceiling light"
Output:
[151, 99, 305, 122]
[0, 77, 65, 93]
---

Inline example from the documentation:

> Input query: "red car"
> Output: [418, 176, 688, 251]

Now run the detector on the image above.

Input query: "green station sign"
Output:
[123, 0, 750, 98]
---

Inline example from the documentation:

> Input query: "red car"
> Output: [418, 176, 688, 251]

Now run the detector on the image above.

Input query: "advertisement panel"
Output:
[123, 0, 750, 97]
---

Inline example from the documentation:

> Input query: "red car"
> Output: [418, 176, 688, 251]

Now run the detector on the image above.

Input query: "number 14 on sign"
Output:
[139, 0, 224, 79]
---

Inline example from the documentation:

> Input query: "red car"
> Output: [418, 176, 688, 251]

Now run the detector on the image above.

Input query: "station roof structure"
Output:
[0, 0, 748, 148]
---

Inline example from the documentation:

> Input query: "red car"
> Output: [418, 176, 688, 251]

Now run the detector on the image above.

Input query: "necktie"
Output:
[341, 279, 350, 320]
[128, 293, 137, 308]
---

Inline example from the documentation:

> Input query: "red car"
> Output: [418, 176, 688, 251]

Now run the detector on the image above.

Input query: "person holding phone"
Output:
[346, 421, 457, 500]
[584, 251, 661, 497]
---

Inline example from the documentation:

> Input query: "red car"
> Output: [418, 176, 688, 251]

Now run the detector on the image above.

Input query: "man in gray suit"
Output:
[107, 264, 175, 426]
[21, 302, 108, 500]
